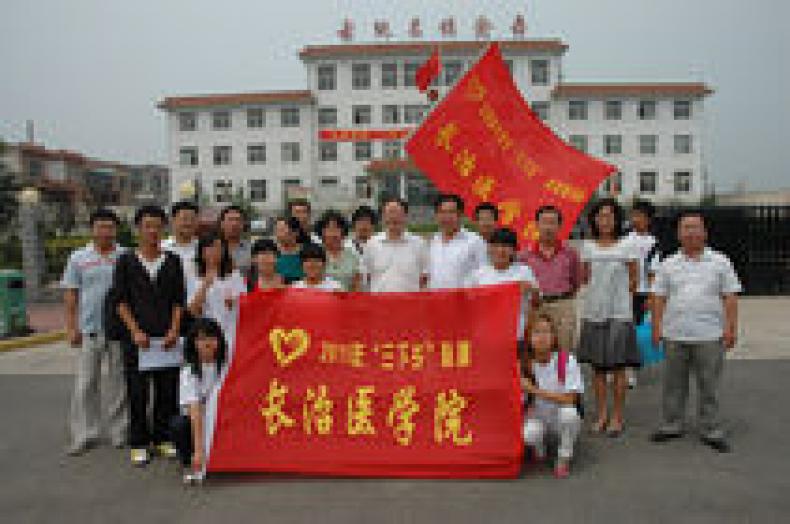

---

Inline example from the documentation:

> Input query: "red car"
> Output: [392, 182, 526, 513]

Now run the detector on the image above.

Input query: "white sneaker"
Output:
[130, 448, 149, 467]
[156, 442, 178, 459]
[182, 470, 205, 485]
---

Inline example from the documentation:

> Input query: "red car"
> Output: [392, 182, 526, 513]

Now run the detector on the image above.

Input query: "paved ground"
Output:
[1, 298, 789, 523]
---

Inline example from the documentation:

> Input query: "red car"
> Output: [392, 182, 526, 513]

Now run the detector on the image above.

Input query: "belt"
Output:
[541, 292, 574, 303]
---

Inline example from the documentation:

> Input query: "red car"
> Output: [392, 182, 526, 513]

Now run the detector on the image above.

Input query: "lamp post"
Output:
[18, 186, 44, 302]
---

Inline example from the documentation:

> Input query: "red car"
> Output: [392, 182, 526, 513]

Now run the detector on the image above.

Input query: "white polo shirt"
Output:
[162, 237, 198, 280]
[359, 231, 428, 293]
[428, 228, 487, 290]
[652, 248, 742, 341]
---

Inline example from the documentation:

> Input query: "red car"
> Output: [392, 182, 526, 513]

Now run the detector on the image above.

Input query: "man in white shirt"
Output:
[360, 197, 428, 293]
[651, 210, 741, 453]
[428, 194, 487, 290]
[162, 201, 199, 280]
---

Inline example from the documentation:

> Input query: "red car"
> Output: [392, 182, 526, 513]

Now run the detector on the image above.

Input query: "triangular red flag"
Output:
[416, 49, 442, 93]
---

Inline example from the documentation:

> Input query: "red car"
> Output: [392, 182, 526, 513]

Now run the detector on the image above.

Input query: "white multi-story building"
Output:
[159, 38, 712, 218]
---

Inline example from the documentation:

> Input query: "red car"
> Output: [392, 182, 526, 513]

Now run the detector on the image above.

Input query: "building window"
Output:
[382, 105, 400, 124]
[248, 179, 267, 202]
[381, 63, 398, 89]
[568, 100, 588, 120]
[352, 63, 371, 90]
[281, 142, 301, 162]
[179, 147, 198, 166]
[639, 134, 658, 155]
[355, 176, 372, 199]
[214, 180, 233, 203]
[212, 110, 231, 130]
[247, 144, 266, 164]
[352, 105, 372, 125]
[404, 104, 428, 124]
[383, 140, 402, 159]
[504, 60, 514, 76]
[404, 62, 420, 87]
[443, 61, 463, 86]
[280, 107, 300, 127]
[247, 108, 265, 128]
[602, 171, 623, 194]
[318, 107, 337, 127]
[530, 59, 550, 85]
[674, 171, 692, 193]
[531, 101, 550, 121]
[282, 179, 301, 199]
[605, 100, 622, 120]
[674, 100, 692, 120]
[354, 141, 372, 161]
[320, 177, 339, 188]
[639, 171, 657, 194]
[319, 142, 338, 162]
[674, 134, 692, 154]
[318, 64, 336, 90]
[178, 112, 196, 131]
[213, 145, 231, 166]
[604, 135, 622, 155]
[569, 135, 588, 152]
[638, 100, 657, 120]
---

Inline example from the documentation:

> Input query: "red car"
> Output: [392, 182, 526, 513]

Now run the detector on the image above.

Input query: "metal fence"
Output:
[650, 206, 790, 296]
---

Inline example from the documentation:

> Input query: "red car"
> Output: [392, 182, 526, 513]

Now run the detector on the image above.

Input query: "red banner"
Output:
[207, 285, 523, 478]
[319, 129, 413, 142]
[405, 43, 616, 243]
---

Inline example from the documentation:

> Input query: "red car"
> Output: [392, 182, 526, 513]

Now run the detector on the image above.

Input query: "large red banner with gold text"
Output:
[406, 43, 616, 243]
[207, 285, 523, 478]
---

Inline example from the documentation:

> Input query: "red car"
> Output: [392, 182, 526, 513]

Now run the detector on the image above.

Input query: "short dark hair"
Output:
[434, 193, 465, 213]
[535, 205, 563, 224]
[183, 317, 227, 380]
[631, 199, 656, 220]
[674, 208, 708, 231]
[274, 215, 304, 235]
[299, 242, 326, 263]
[218, 205, 246, 223]
[380, 195, 409, 214]
[171, 201, 199, 217]
[134, 205, 168, 226]
[587, 198, 625, 239]
[252, 238, 279, 257]
[89, 208, 120, 226]
[287, 198, 312, 214]
[195, 231, 233, 278]
[315, 209, 349, 239]
[489, 227, 519, 249]
[351, 205, 378, 226]
[474, 202, 499, 221]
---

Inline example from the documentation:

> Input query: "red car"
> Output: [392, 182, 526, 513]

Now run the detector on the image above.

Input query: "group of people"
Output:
[61, 192, 741, 483]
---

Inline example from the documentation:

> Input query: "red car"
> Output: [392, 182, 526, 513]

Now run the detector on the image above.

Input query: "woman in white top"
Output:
[170, 317, 227, 484]
[464, 227, 537, 357]
[187, 232, 246, 353]
[292, 243, 343, 291]
[577, 198, 639, 437]
[522, 312, 583, 479]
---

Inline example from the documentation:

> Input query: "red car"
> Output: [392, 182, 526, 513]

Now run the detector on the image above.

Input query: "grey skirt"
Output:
[577, 319, 640, 370]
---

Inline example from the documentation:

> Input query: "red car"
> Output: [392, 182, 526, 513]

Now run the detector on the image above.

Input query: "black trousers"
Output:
[170, 414, 193, 467]
[122, 342, 179, 448]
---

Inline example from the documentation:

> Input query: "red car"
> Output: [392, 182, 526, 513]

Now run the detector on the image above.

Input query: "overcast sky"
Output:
[1, 0, 788, 192]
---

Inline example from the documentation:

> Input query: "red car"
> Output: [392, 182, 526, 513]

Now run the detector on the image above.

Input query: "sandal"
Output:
[591, 419, 608, 434]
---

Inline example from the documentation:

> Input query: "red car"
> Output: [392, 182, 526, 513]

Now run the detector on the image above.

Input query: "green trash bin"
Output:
[0, 270, 27, 337]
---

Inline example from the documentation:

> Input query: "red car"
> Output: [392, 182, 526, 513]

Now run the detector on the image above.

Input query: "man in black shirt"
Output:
[114, 205, 185, 467]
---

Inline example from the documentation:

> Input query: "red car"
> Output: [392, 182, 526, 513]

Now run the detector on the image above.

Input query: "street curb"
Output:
[0, 331, 65, 353]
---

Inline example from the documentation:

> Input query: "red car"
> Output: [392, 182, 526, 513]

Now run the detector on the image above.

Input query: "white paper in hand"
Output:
[138, 338, 184, 371]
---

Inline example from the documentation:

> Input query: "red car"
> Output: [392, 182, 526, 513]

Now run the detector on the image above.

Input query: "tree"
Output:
[0, 140, 20, 231]
[230, 187, 260, 222]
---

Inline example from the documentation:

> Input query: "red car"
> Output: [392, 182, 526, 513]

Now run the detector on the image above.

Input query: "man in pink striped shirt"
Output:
[518, 205, 582, 351]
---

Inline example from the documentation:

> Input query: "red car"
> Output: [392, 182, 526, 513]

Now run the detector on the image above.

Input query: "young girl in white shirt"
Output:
[522, 312, 584, 479]
[170, 317, 227, 485]
[292, 243, 343, 291]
